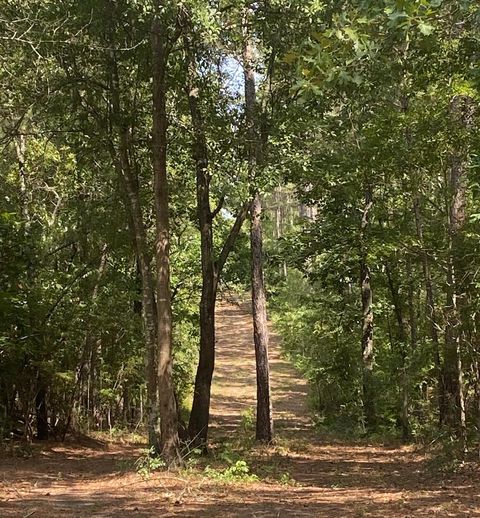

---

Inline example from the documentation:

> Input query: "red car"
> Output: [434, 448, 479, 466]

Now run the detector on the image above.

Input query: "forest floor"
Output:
[2, 300, 480, 517]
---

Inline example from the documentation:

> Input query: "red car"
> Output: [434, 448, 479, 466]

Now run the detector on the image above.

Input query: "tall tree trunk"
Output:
[474, 359, 480, 441]
[473, 313, 480, 441]
[250, 194, 274, 442]
[243, 17, 273, 443]
[14, 131, 41, 440]
[442, 95, 472, 443]
[406, 255, 417, 350]
[386, 261, 410, 441]
[360, 191, 375, 431]
[413, 194, 443, 423]
[88, 244, 108, 427]
[274, 187, 288, 279]
[151, 12, 180, 464]
[183, 28, 216, 448]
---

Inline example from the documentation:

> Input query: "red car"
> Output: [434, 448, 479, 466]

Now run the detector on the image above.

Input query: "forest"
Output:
[1, 0, 480, 516]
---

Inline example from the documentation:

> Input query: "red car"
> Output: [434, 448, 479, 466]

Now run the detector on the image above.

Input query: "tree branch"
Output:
[211, 195, 225, 220]
[215, 199, 251, 280]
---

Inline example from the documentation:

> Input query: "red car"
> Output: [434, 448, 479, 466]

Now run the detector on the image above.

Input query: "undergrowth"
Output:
[134, 446, 166, 478]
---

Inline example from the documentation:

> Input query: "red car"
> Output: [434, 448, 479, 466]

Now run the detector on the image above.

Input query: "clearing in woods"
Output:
[1, 301, 479, 517]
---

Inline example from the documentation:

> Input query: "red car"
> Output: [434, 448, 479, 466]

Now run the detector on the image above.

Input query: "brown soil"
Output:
[1, 301, 480, 517]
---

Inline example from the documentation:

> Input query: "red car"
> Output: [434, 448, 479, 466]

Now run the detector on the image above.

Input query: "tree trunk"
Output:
[184, 36, 217, 447]
[442, 95, 472, 443]
[243, 17, 274, 443]
[151, 13, 180, 464]
[385, 261, 410, 441]
[14, 134, 30, 225]
[88, 244, 108, 428]
[250, 194, 274, 442]
[406, 257, 417, 350]
[360, 191, 375, 431]
[35, 385, 48, 440]
[475, 359, 480, 442]
[274, 188, 288, 279]
[413, 194, 443, 423]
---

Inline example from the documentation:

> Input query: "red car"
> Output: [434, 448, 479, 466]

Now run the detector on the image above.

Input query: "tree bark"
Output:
[442, 95, 473, 443]
[385, 261, 410, 441]
[413, 194, 443, 423]
[360, 191, 375, 431]
[274, 187, 288, 279]
[35, 385, 48, 440]
[88, 244, 108, 428]
[243, 15, 274, 443]
[14, 134, 30, 225]
[151, 12, 180, 464]
[250, 194, 274, 442]
[406, 257, 417, 350]
[183, 28, 216, 448]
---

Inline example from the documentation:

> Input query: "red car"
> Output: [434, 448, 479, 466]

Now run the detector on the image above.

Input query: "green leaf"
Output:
[418, 22, 434, 35]
[343, 27, 358, 43]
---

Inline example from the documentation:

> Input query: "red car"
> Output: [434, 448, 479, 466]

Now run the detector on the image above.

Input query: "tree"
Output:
[243, 5, 273, 443]
[151, 2, 181, 463]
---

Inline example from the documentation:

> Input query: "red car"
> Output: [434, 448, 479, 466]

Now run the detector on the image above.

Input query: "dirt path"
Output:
[210, 300, 310, 437]
[1, 301, 480, 517]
